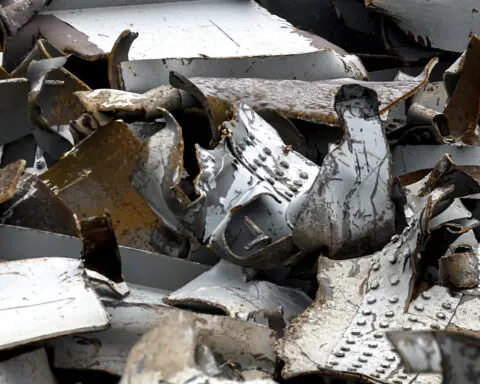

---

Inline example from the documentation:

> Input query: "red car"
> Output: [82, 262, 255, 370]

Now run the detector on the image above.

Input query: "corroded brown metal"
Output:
[0, 159, 26, 204]
[108, 29, 138, 90]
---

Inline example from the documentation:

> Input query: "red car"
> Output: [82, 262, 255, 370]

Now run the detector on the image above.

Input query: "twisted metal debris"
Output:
[0, 1, 480, 384]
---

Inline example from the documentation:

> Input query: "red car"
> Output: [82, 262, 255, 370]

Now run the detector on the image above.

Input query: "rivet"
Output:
[244, 137, 252, 145]
[259, 154, 267, 161]
[358, 357, 368, 363]
[373, 263, 381, 271]
[254, 159, 262, 166]
[299, 172, 309, 179]
[353, 363, 362, 368]
[381, 363, 391, 369]
[266, 177, 275, 185]
[380, 322, 389, 328]
[334, 351, 345, 358]
[285, 191, 294, 198]
[386, 355, 396, 362]
[422, 292, 431, 299]
[370, 280, 379, 290]
[249, 134, 255, 141]
[385, 310, 395, 318]
[408, 316, 418, 323]
[376, 368, 386, 374]
[357, 319, 366, 326]
[346, 339, 356, 345]
[362, 309, 372, 316]
[340, 346, 350, 352]
[347, 367, 357, 372]
[263, 148, 272, 155]
[414, 303, 424, 312]
[437, 312, 446, 320]
[250, 164, 258, 171]
[398, 374, 408, 379]
[238, 143, 246, 150]
[351, 329, 362, 336]
[430, 323, 440, 330]
[289, 185, 298, 192]
[390, 276, 400, 286]
[374, 333, 383, 339]
[391, 235, 399, 243]
[367, 296, 377, 304]
[293, 180, 303, 187]
[368, 343, 378, 349]
[276, 169, 284, 177]
[388, 254, 397, 264]
[363, 351, 372, 357]
[279, 161, 289, 168]
[329, 361, 339, 366]
[403, 325, 412, 331]
[442, 303, 452, 310]
[372, 374, 380, 378]
[389, 296, 399, 304]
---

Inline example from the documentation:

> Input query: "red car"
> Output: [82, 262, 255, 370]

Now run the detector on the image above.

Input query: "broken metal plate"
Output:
[171, 58, 437, 127]
[42, 0, 326, 60]
[366, 0, 480, 52]
[0, 257, 109, 351]
[119, 50, 367, 93]
[293, 84, 395, 258]
[0, 348, 57, 384]
[165, 260, 312, 325]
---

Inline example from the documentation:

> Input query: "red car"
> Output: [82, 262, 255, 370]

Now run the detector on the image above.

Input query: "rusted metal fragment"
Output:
[0, 348, 58, 384]
[171, 58, 437, 130]
[366, 0, 479, 52]
[165, 260, 312, 326]
[119, 310, 276, 384]
[277, 155, 480, 383]
[443, 34, 480, 144]
[41, 120, 184, 255]
[0, 257, 109, 351]
[392, 145, 480, 177]
[3, 14, 103, 72]
[388, 331, 480, 384]
[74, 86, 182, 126]
[108, 29, 138, 89]
[0, 0, 49, 36]
[50, 291, 275, 378]
[0, 159, 25, 204]
[443, 54, 464, 97]
[0, 65, 10, 80]
[0, 172, 77, 236]
[192, 103, 318, 269]
[77, 209, 129, 298]
[120, 50, 367, 93]
[293, 84, 394, 258]
[438, 245, 479, 289]
[407, 103, 449, 138]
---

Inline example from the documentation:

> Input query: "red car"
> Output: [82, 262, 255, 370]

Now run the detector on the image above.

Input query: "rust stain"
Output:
[0, 159, 26, 204]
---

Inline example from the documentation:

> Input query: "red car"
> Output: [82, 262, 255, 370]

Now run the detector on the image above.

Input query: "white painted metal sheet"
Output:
[42, 0, 318, 61]
[0, 257, 109, 350]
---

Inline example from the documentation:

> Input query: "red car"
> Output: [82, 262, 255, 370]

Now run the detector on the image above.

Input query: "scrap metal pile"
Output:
[1, 0, 480, 383]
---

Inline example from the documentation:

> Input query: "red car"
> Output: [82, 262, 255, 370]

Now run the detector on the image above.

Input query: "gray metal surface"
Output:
[0, 349, 57, 384]
[0, 257, 109, 351]
[119, 50, 367, 93]
[0, 224, 209, 291]
[293, 84, 395, 258]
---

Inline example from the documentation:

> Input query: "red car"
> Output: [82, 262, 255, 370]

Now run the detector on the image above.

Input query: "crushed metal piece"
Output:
[438, 245, 479, 289]
[0, 0, 49, 36]
[165, 260, 312, 327]
[293, 84, 394, 258]
[388, 331, 480, 383]
[0, 159, 26, 204]
[0, 257, 109, 351]
[77, 209, 130, 298]
[108, 29, 138, 89]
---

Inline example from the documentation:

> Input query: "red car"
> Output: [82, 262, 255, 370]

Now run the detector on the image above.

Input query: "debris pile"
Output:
[1, 1, 480, 383]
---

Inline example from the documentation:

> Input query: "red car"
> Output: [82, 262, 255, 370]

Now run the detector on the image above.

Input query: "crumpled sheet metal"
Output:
[0, 257, 109, 351]
[0, 348, 57, 384]
[0, 0, 48, 36]
[387, 331, 480, 384]
[171, 58, 437, 130]
[40, 120, 170, 253]
[119, 49, 368, 93]
[443, 34, 480, 145]
[119, 310, 276, 384]
[50, 291, 277, 378]
[366, 0, 479, 52]
[164, 260, 312, 326]
[293, 84, 395, 258]
[194, 103, 319, 269]
[276, 156, 480, 384]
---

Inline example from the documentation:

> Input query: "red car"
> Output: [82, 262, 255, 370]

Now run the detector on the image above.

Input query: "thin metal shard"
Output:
[293, 84, 395, 258]
[165, 260, 312, 326]
[0, 257, 109, 351]
[108, 29, 138, 89]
